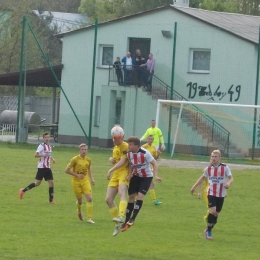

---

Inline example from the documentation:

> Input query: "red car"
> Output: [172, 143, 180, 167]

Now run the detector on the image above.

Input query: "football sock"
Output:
[125, 202, 134, 223]
[207, 213, 216, 231]
[49, 187, 54, 202]
[119, 200, 127, 217]
[23, 183, 36, 192]
[132, 200, 143, 221]
[86, 202, 93, 219]
[109, 206, 119, 219]
[149, 189, 156, 202]
[76, 201, 82, 212]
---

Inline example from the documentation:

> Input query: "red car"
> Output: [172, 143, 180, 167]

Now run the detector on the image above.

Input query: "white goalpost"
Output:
[156, 99, 260, 158]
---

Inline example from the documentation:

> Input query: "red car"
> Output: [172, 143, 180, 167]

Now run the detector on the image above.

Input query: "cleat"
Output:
[19, 189, 24, 199]
[49, 200, 56, 204]
[127, 218, 134, 226]
[87, 219, 95, 224]
[112, 216, 125, 223]
[113, 223, 123, 236]
[204, 229, 212, 240]
[154, 200, 162, 206]
[121, 223, 130, 232]
[78, 212, 83, 221]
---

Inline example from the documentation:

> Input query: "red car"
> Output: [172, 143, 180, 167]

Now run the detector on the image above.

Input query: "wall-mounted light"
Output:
[161, 30, 172, 38]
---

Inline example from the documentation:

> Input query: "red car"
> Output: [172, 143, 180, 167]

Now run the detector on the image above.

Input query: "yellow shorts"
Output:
[108, 170, 129, 188]
[71, 178, 92, 198]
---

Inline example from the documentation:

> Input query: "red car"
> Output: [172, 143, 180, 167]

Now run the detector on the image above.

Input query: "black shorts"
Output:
[128, 176, 153, 196]
[35, 168, 53, 181]
[207, 195, 225, 213]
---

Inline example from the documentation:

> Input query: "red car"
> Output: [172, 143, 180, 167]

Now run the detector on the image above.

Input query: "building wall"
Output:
[58, 8, 258, 150]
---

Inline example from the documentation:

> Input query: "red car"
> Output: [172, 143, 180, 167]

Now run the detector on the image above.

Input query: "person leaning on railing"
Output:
[113, 57, 123, 86]
[140, 53, 155, 92]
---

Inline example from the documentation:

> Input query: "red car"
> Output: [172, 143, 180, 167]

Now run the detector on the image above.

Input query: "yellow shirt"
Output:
[142, 143, 157, 159]
[113, 141, 129, 174]
[141, 127, 164, 146]
[66, 155, 91, 180]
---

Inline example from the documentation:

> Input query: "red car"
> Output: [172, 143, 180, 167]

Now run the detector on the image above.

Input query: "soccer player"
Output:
[190, 150, 233, 240]
[19, 132, 56, 203]
[121, 136, 162, 232]
[142, 135, 162, 205]
[65, 143, 95, 224]
[140, 120, 165, 151]
[197, 178, 210, 224]
[106, 132, 129, 236]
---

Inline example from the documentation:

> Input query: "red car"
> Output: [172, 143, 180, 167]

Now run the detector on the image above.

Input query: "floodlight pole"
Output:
[88, 19, 98, 148]
[167, 22, 177, 153]
[16, 16, 27, 143]
[252, 26, 260, 159]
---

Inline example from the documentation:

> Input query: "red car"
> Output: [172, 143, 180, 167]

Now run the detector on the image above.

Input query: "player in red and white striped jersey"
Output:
[190, 150, 233, 240]
[121, 136, 162, 232]
[19, 132, 56, 204]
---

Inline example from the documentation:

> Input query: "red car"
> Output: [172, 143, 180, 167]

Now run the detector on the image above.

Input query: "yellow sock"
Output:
[86, 202, 93, 219]
[150, 189, 156, 202]
[76, 201, 82, 212]
[119, 200, 127, 217]
[109, 206, 119, 218]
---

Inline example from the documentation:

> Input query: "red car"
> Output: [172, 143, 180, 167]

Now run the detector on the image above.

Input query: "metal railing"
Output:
[108, 65, 230, 155]
[1, 124, 16, 136]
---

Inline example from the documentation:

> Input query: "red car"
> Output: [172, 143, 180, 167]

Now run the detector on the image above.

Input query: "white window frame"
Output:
[189, 48, 211, 73]
[98, 45, 114, 68]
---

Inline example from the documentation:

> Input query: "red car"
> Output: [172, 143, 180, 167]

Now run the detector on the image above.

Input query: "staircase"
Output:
[149, 75, 244, 158]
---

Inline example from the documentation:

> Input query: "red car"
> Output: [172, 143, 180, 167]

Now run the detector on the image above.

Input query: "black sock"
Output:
[49, 187, 54, 202]
[207, 213, 216, 231]
[132, 200, 143, 221]
[125, 202, 134, 223]
[23, 183, 36, 192]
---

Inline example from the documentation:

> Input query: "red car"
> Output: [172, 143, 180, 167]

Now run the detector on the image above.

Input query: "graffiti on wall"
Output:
[187, 82, 241, 102]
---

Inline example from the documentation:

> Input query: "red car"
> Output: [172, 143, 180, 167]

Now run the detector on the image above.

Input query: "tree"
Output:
[78, 0, 173, 23]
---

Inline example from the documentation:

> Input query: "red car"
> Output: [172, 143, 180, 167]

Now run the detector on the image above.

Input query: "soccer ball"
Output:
[111, 126, 124, 140]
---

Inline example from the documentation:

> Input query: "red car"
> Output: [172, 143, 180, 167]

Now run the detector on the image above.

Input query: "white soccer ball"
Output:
[111, 126, 124, 140]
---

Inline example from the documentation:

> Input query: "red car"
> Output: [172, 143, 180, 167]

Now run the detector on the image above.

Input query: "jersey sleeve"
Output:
[158, 129, 164, 143]
[141, 129, 149, 141]
[120, 143, 128, 159]
[225, 165, 232, 177]
[66, 157, 76, 170]
[36, 144, 43, 154]
[202, 167, 208, 178]
[145, 150, 154, 163]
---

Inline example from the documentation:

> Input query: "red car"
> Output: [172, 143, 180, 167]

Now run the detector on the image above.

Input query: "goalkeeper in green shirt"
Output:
[140, 120, 165, 151]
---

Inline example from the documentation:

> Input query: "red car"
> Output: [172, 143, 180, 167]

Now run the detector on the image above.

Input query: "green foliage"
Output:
[0, 142, 260, 259]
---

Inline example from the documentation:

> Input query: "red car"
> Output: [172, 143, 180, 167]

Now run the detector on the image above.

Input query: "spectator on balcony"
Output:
[135, 49, 146, 87]
[140, 53, 155, 92]
[122, 52, 134, 86]
[113, 57, 123, 86]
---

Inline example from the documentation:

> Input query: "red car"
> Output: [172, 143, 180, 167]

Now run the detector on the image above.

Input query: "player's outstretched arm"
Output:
[107, 157, 127, 180]
[191, 175, 205, 195]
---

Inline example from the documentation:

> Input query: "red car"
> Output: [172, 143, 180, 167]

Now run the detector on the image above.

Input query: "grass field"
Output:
[0, 142, 259, 260]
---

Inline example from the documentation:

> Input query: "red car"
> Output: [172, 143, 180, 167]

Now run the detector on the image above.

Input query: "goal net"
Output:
[156, 100, 260, 159]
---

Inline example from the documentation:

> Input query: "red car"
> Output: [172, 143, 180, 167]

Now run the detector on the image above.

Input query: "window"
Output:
[115, 99, 122, 125]
[189, 49, 210, 73]
[99, 45, 113, 68]
[94, 96, 101, 126]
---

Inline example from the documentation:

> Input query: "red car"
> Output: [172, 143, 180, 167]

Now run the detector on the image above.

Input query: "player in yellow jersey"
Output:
[65, 144, 95, 224]
[197, 178, 209, 224]
[140, 120, 165, 151]
[106, 133, 129, 237]
[142, 135, 162, 205]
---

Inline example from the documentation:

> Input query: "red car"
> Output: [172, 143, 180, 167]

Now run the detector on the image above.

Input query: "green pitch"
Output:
[0, 142, 259, 260]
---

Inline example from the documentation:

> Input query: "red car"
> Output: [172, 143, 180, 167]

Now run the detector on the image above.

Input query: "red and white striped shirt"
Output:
[203, 163, 232, 197]
[36, 142, 52, 168]
[127, 148, 154, 178]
